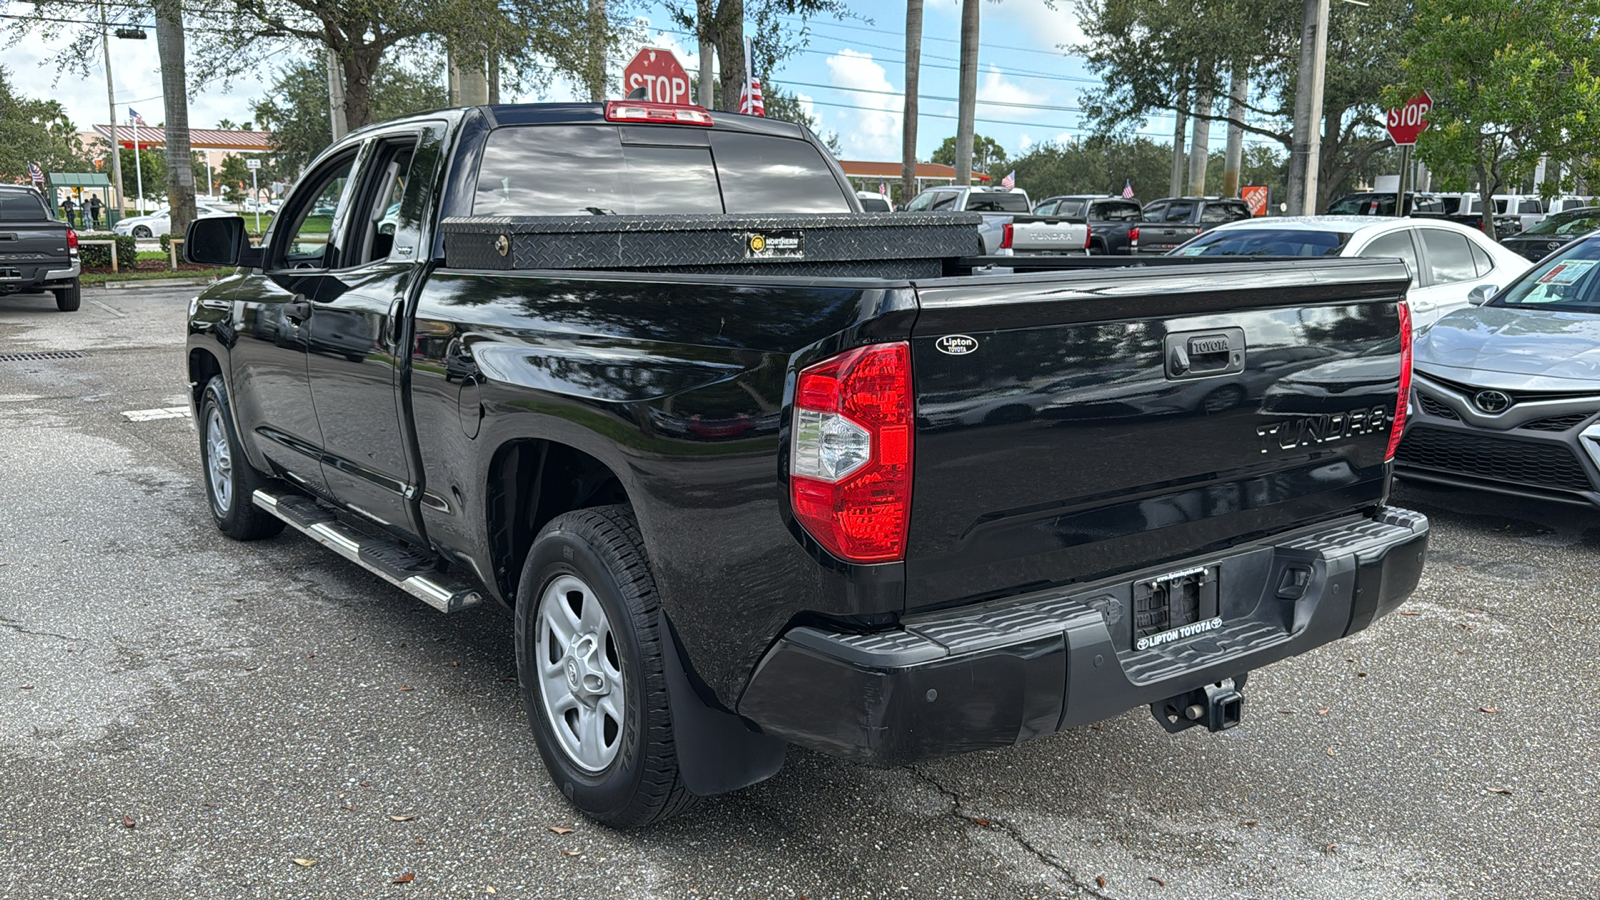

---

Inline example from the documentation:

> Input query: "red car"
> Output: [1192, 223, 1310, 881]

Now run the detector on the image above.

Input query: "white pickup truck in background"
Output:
[902, 186, 1089, 256]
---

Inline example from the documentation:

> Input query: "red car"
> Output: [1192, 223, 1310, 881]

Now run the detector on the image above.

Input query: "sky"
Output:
[3, 0, 1241, 170]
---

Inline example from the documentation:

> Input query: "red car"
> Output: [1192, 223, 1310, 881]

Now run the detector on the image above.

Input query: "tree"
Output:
[1393, 0, 1600, 234]
[253, 56, 447, 174]
[217, 154, 254, 202]
[670, 0, 848, 113]
[0, 67, 90, 181]
[902, 0, 923, 202]
[5, 0, 612, 133]
[154, 0, 196, 236]
[931, 134, 1007, 175]
[1072, 0, 1410, 210]
[1009, 136, 1172, 200]
[118, 148, 167, 203]
[954, 0, 981, 185]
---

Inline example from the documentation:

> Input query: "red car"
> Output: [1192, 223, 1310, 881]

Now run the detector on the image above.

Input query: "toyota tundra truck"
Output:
[183, 100, 1428, 828]
[902, 185, 1091, 255]
[0, 184, 82, 311]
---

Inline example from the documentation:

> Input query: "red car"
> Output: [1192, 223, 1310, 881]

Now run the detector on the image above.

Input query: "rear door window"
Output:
[1420, 228, 1478, 284]
[1033, 200, 1058, 215]
[1357, 229, 1421, 284]
[929, 192, 959, 211]
[1093, 201, 1141, 221]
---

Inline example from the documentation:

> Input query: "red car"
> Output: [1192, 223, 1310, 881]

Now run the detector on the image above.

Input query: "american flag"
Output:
[878, 180, 888, 196]
[740, 37, 765, 116]
[27, 162, 44, 186]
[128, 108, 147, 126]
[1121, 179, 1135, 199]
[1000, 170, 1016, 190]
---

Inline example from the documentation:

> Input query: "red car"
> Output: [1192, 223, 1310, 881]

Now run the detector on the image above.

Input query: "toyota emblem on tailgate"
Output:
[1473, 390, 1512, 414]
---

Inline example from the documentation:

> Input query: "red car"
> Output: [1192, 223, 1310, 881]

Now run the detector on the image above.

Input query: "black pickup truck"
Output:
[0, 185, 81, 311]
[184, 101, 1429, 828]
[1135, 196, 1254, 254]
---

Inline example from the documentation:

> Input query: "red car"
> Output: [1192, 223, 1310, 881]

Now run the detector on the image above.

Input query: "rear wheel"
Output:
[54, 280, 81, 312]
[198, 376, 284, 540]
[515, 505, 697, 828]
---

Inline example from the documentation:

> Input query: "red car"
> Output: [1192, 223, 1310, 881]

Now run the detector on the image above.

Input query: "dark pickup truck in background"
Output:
[185, 100, 1429, 828]
[1033, 194, 1143, 254]
[0, 184, 81, 311]
[1135, 196, 1253, 254]
[1325, 191, 1519, 239]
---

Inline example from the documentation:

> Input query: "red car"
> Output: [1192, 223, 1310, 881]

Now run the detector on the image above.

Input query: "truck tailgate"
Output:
[904, 259, 1409, 610]
[0, 224, 70, 285]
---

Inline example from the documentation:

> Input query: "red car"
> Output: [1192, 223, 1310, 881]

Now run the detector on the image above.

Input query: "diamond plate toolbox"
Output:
[440, 213, 985, 275]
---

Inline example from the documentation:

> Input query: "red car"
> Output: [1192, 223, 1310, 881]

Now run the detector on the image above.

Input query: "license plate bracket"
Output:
[1133, 565, 1221, 651]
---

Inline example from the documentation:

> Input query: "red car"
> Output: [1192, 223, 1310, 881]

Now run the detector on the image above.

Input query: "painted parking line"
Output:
[122, 407, 192, 422]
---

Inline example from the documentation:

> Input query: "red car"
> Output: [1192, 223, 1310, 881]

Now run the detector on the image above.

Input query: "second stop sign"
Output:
[623, 48, 691, 105]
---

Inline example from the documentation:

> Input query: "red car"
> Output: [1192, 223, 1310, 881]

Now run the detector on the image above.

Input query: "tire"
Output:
[132, 225, 151, 238]
[198, 376, 284, 541]
[515, 505, 697, 828]
[54, 280, 81, 312]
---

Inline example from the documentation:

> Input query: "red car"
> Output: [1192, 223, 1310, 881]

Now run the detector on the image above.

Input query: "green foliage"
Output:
[1394, 0, 1600, 222]
[1072, 0, 1412, 208]
[117, 148, 167, 203]
[253, 56, 449, 174]
[1010, 136, 1171, 200]
[0, 66, 92, 181]
[78, 234, 138, 269]
[931, 134, 1007, 174]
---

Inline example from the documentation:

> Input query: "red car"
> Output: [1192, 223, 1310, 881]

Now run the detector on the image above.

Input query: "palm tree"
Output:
[900, 0, 923, 202]
[954, 0, 979, 185]
[153, 0, 196, 232]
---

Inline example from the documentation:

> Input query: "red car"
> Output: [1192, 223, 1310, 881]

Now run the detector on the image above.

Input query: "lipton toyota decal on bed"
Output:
[935, 334, 978, 355]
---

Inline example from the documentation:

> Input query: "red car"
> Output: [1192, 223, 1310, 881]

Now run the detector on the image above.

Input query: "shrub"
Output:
[78, 233, 139, 270]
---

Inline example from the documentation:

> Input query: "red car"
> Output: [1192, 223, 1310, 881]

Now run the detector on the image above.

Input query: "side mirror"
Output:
[184, 216, 262, 268]
[1467, 284, 1499, 306]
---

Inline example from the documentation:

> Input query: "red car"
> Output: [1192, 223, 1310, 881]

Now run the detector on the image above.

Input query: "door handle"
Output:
[387, 296, 405, 346]
[284, 296, 312, 322]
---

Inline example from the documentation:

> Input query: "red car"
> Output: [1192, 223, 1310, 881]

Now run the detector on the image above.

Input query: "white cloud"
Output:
[989, 0, 1089, 55]
[978, 64, 1050, 118]
[824, 49, 900, 160]
[1018, 132, 1034, 150]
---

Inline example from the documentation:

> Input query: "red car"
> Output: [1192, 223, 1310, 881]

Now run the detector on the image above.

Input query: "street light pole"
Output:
[1288, 0, 1330, 215]
[100, 5, 126, 220]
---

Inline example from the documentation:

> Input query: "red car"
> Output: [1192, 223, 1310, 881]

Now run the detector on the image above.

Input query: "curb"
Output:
[91, 277, 218, 290]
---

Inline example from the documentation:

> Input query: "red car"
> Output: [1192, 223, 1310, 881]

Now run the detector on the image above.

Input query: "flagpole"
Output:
[131, 113, 144, 217]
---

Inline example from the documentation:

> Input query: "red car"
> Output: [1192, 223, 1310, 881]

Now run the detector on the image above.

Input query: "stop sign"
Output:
[1385, 91, 1433, 146]
[623, 48, 691, 106]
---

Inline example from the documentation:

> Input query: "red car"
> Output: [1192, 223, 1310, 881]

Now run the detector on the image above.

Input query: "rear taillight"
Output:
[1000, 223, 1013, 250]
[67, 229, 79, 250]
[1386, 301, 1413, 461]
[790, 342, 913, 563]
[1128, 226, 1140, 245]
[1084, 224, 1092, 250]
[604, 100, 713, 126]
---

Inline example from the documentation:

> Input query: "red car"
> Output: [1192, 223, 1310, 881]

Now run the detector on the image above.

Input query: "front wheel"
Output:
[198, 376, 283, 540]
[132, 225, 151, 238]
[54, 280, 80, 312]
[515, 506, 697, 828]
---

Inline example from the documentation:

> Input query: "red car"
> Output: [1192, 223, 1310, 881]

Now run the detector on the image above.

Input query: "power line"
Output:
[778, 15, 1094, 61]
[780, 77, 1088, 114]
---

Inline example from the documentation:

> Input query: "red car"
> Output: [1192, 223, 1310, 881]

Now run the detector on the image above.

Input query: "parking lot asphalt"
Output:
[1, 284, 1596, 899]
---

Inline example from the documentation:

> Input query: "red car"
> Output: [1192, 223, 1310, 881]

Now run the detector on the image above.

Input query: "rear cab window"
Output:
[964, 192, 1030, 213]
[1092, 201, 1141, 221]
[473, 124, 849, 215]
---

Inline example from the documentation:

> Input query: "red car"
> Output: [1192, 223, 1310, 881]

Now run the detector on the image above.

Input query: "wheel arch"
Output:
[485, 437, 634, 605]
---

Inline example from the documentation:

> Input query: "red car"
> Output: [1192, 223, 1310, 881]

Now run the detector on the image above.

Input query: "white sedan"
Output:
[1170, 216, 1531, 332]
[113, 204, 231, 238]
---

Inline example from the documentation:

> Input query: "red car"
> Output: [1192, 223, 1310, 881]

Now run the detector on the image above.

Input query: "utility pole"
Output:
[100, 5, 126, 219]
[1187, 82, 1214, 196]
[327, 48, 348, 141]
[1287, 0, 1329, 215]
[1222, 66, 1248, 197]
[1168, 90, 1188, 197]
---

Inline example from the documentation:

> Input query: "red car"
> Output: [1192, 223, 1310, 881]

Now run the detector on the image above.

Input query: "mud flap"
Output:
[660, 614, 786, 796]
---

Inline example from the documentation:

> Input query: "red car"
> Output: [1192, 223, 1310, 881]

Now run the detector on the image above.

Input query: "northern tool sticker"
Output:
[744, 230, 804, 259]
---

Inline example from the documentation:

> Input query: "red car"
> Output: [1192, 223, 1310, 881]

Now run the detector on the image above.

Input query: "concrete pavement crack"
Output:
[909, 766, 1115, 899]
[0, 617, 77, 643]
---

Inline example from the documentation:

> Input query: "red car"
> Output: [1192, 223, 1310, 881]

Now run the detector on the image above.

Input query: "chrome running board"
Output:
[252, 489, 483, 614]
